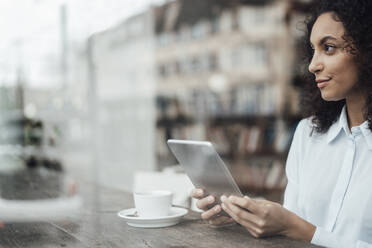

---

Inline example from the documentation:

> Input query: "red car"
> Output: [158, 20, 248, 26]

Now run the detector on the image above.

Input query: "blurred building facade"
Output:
[90, 10, 156, 191]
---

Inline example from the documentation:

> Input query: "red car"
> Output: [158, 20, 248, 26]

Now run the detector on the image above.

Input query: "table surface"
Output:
[0, 177, 322, 248]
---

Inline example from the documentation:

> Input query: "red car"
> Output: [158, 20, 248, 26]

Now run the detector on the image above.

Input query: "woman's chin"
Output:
[320, 92, 342, 102]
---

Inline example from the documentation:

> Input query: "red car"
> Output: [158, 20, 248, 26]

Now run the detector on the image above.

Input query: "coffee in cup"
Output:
[133, 190, 173, 218]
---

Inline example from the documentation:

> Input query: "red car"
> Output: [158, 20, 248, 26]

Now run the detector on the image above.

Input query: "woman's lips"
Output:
[317, 79, 331, 89]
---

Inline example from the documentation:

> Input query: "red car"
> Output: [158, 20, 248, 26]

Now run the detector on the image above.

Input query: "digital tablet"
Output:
[167, 139, 243, 213]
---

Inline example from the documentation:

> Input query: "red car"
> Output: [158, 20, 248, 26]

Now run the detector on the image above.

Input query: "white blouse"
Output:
[283, 106, 372, 248]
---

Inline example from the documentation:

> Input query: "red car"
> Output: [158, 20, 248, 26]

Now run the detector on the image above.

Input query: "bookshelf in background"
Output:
[155, 88, 301, 202]
[153, 0, 311, 202]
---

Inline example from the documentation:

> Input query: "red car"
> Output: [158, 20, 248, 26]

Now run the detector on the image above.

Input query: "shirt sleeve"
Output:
[282, 119, 307, 216]
[312, 227, 372, 248]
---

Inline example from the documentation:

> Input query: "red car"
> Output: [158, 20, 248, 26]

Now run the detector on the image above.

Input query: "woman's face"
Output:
[309, 12, 359, 101]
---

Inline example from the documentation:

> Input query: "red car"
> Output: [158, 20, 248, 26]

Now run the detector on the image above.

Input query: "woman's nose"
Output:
[308, 53, 323, 74]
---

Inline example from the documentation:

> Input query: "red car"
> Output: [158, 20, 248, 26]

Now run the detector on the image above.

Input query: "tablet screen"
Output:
[167, 139, 242, 200]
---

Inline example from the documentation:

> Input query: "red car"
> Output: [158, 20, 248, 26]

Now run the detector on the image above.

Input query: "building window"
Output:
[190, 57, 201, 72]
[180, 58, 191, 74]
[208, 53, 218, 71]
[174, 61, 180, 74]
[219, 11, 233, 32]
[199, 54, 209, 72]
[157, 33, 169, 47]
[174, 30, 182, 42]
[254, 43, 268, 67]
[179, 26, 191, 42]
[231, 48, 242, 67]
[238, 7, 266, 32]
[210, 18, 219, 33]
[191, 23, 203, 39]
[165, 61, 180, 76]
[191, 21, 210, 40]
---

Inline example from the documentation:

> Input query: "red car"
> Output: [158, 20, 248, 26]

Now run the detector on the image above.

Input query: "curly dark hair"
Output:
[300, 0, 372, 133]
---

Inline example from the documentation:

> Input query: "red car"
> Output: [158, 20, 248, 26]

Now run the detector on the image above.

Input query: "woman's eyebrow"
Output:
[310, 35, 337, 47]
[319, 35, 337, 44]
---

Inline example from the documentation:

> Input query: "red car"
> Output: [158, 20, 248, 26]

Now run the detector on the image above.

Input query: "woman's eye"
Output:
[324, 44, 336, 53]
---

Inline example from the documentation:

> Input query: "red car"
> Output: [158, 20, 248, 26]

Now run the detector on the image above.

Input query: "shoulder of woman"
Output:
[296, 117, 317, 139]
[296, 117, 314, 135]
[296, 117, 323, 141]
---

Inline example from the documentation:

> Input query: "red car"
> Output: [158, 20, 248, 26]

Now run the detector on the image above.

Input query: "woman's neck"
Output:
[346, 95, 366, 128]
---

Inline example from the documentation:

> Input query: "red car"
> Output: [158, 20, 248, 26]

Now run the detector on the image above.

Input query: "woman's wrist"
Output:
[285, 211, 316, 242]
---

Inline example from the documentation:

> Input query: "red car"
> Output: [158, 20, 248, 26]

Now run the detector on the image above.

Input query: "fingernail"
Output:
[208, 196, 214, 203]
[197, 189, 203, 194]
[221, 195, 226, 202]
[214, 205, 221, 212]
[228, 195, 234, 201]
[244, 195, 250, 199]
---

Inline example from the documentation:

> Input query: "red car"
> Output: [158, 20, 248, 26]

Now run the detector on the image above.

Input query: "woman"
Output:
[191, 0, 372, 247]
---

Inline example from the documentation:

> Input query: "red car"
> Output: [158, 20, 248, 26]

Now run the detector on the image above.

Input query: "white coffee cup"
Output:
[133, 190, 173, 218]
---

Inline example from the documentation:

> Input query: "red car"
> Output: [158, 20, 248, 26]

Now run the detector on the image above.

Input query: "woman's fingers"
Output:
[221, 195, 290, 238]
[196, 195, 215, 211]
[221, 196, 261, 226]
[201, 204, 221, 220]
[190, 188, 205, 199]
[190, 188, 237, 227]
[191, 188, 214, 212]
[190, 188, 227, 223]
[221, 201, 263, 236]
[200, 204, 235, 227]
[228, 195, 260, 214]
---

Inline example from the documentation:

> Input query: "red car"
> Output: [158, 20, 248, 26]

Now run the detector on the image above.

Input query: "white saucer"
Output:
[117, 207, 188, 228]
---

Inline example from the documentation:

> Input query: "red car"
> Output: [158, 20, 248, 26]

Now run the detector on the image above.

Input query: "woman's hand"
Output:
[190, 188, 235, 227]
[220, 195, 315, 241]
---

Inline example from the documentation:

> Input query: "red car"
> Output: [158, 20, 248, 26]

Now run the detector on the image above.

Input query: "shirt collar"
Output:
[360, 121, 372, 150]
[327, 105, 372, 150]
[326, 105, 349, 143]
